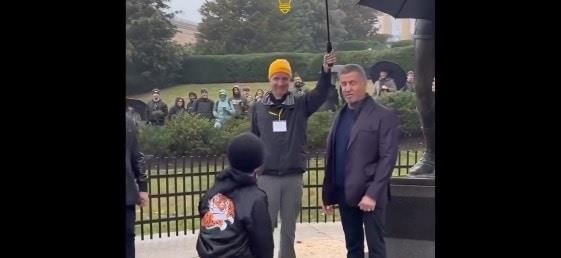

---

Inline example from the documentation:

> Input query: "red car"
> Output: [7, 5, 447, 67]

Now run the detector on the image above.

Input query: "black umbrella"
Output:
[357, 0, 434, 21]
[126, 98, 149, 121]
[369, 61, 407, 90]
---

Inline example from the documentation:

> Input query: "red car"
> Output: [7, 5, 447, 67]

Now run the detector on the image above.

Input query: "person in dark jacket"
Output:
[147, 89, 168, 126]
[168, 97, 186, 120]
[186, 92, 197, 114]
[193, 89, 215, 119]
[125, 115, 149, 258]
[322, 64, 399, 258]
[197, 133, 274, 258]
[251, 53, 336, 258]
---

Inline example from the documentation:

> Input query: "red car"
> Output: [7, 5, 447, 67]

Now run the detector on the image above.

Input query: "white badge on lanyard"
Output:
[273, 120, 287, 132]
[271, 107, 287, 132]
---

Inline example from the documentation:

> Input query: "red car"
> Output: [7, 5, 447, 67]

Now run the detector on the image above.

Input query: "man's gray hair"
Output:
[339, 64, 368, 81]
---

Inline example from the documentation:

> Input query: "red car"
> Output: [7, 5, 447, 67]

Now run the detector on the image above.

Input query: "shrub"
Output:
[391, 40, 414, 48]
[137, 123, 172, 157]
[306, 111, 336, 151]
[337, 40, 370, 51]
[377, 91, 422, 137]
[336, 40, 388, 51]
[164, 113, 217, 155]
[138, 113, 251, 156]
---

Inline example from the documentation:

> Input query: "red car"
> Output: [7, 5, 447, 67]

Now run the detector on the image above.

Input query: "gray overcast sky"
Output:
[168, 0, 205, 23]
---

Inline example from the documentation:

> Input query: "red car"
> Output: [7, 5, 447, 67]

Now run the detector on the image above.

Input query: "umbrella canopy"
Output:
[369, 61, 407, 90]
[357, 0, 434, 21]
[126, 98, 149, 121]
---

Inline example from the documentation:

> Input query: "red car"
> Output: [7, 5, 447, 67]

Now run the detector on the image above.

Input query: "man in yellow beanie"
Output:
[251, 52, 336, 258]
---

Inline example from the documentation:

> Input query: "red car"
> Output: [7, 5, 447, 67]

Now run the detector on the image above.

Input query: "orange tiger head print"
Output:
[201, 193, 236, 231]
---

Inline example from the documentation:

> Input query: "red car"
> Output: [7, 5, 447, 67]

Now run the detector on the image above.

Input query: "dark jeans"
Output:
[125, 205, 136, 258]
[337, 190, 387, 258]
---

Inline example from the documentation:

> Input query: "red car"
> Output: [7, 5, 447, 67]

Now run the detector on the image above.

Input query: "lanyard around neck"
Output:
[268, 108, 283, 121]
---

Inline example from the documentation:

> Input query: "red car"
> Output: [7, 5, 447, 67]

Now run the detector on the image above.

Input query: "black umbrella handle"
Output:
[325, 0, 333, 67]
[326, 41, 333, 67]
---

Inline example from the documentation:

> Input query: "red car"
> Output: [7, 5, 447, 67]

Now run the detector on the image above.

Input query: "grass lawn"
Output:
[134, 150, 420, 238]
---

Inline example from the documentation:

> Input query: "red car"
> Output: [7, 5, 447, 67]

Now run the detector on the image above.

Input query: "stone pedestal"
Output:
[385, 177, 435, 258]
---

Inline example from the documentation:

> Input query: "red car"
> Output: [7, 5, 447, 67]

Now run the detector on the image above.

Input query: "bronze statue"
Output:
[408, 19, 435, 177]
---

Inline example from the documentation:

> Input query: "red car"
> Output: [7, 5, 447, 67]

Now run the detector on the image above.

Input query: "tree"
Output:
[126, 0, 183, 94]
[194, 0, 378, 54]
[336, 0, 380, 41]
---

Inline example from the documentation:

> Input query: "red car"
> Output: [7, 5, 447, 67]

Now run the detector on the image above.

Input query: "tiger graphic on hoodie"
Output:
[201, 193, 235, 231]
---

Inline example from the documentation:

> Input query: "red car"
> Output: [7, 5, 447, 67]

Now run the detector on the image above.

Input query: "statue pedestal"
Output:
[384, 177, 435, 258]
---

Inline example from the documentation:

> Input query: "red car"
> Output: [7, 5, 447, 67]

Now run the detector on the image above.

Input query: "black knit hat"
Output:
[227, 133, 264, 173]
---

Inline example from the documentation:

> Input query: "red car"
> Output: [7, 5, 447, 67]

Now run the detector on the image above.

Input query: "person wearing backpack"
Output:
[213, 89, 236, 128]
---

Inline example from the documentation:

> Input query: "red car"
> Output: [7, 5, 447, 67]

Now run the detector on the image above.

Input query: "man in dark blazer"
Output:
[322, 64, 399, 258]
[126, 115, 149, 258]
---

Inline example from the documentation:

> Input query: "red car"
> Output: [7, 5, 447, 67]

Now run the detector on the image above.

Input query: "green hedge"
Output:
[336, 40, 387, 51]
[391, 40, 414, 48]
[138, 113, 251, 156]
[377, 91, 422, 137]
[137, 111, 335, 156]
[181, 46, 413, 84]
[138, 93, 421, 156]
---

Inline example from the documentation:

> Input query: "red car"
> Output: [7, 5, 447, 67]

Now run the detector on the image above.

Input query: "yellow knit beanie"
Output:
[268, 59, 292, 79]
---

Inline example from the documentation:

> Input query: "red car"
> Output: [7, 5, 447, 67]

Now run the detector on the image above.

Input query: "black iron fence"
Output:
[135, 150, 420, 239]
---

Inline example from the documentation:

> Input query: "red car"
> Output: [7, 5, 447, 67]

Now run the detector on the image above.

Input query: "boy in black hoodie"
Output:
[197, 133, 274, 258]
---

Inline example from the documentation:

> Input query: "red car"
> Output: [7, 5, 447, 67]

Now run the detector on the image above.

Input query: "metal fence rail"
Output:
[135, 150, 420, 239]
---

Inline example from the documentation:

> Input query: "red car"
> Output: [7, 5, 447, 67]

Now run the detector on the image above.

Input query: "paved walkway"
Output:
[136, 222, 350, 258]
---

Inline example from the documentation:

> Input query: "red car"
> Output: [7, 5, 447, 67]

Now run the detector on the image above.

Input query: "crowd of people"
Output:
[371, 69, 435, 99]
[137, 85, 267, 128]
[132, 75, 317, 129]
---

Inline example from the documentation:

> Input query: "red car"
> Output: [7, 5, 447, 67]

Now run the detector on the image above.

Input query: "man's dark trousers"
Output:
[125, 205, 136, 258]
[337, 189, 387, 258]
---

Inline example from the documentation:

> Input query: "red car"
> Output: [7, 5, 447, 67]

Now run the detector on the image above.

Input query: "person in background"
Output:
[403, 71, 416, 92]
[432, 77, 435, 93]
[168, 97, 186, 120]
[213, 89, 235, 128]
[291, 75, 307, 97]
[193, 89, 215, 119]
[373, 70, 397, 98]
[126, 106, 142, 126]
[255, 89, 265, 103]
[231, 85, 247, 117]
[246, 94, 254, 106]
[242, 87, 253, 115]
[147, 88, 168, 126]
[242, 87, 251, 98]
[125, 115, 149, 258]
[196, 133, 273, 258]
[186, 92, 197, 114]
